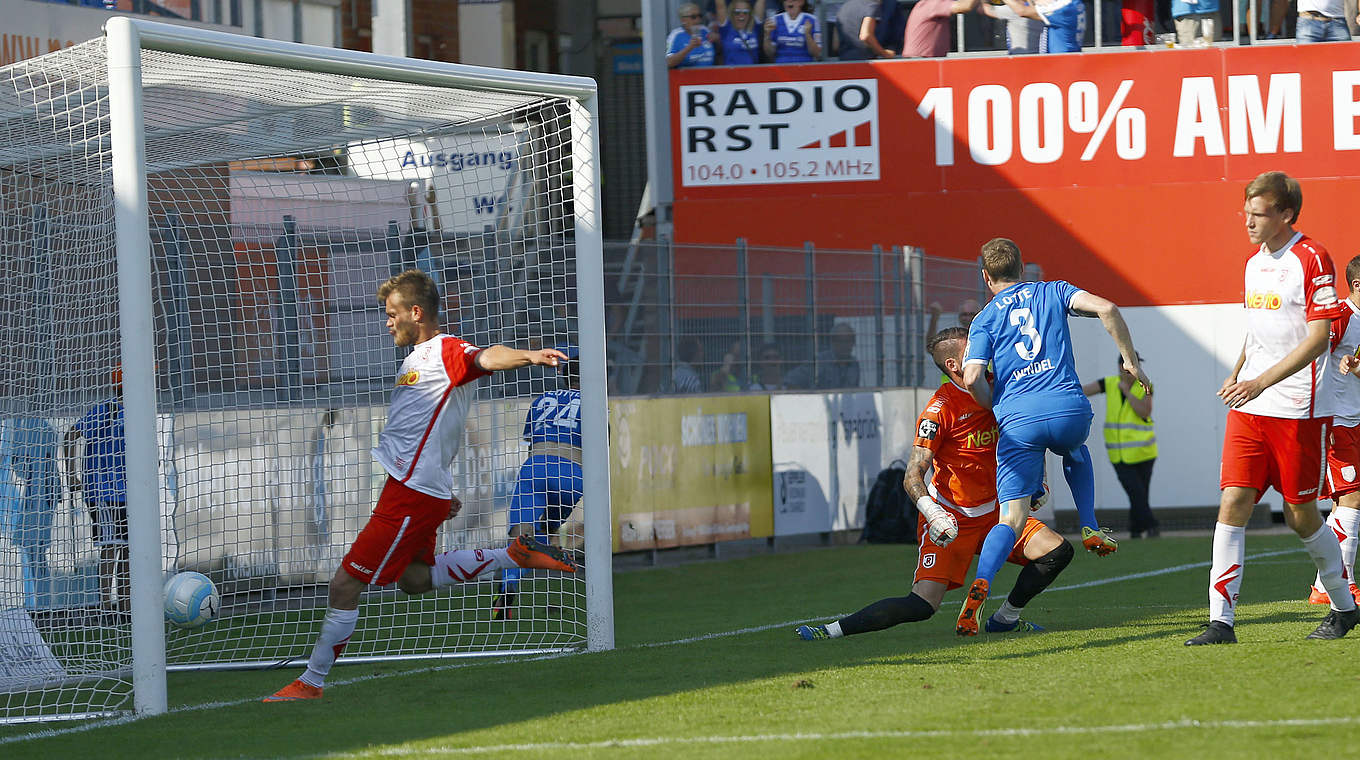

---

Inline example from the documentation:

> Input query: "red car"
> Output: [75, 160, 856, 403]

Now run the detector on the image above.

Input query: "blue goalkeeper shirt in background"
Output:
[965, 280, 1090, 426]
[523, 389, 582, 447]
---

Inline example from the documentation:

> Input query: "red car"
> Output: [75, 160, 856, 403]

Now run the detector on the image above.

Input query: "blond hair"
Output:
[378, 269, 440, 321]
[1244, 171, 1302, 224]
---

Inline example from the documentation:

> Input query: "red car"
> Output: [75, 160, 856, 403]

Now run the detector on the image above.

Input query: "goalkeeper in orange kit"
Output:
[797, 327, 1074, 641]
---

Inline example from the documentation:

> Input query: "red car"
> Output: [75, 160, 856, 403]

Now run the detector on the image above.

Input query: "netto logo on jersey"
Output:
[1245, 290, 1282, 310]
[965, 427, 998, 448]
[396, 371, 419, 386]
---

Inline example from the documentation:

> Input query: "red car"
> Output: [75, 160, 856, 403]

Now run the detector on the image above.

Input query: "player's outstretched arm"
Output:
[1070, 290, 1150, 394]
[1219, 318, 1329, 408]
[476, 346, 568, 372]
[962, 361, 992, 408]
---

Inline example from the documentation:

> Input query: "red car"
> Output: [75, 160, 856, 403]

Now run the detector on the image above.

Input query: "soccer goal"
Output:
[0, 17, 611, 722]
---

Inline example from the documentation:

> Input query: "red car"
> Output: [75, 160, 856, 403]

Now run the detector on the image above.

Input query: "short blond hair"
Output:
[378, 269, 440, 321]
[1245, 171, 1302, 224]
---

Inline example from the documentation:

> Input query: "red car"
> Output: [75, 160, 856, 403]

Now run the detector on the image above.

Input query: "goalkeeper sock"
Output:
[837, 593, 935, 636]
[974, 523, 1018, 586]
[992, 601, 1022, 625]
[300, 606, 359, 688]
[1303, 524, 1356, 613]
[1006, 540, 1074, 609]
[1062, 445, 1099, 532]
[1208, 522, 1245, 625]
[431, 547, 514, 587]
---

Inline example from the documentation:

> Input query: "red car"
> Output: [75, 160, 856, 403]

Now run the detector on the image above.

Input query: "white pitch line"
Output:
[322, 716, 1360, 757]
[1046, 547, 1302, 592]
[0, 548, 1308, 746]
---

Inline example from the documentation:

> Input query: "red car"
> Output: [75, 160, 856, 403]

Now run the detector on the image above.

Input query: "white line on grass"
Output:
[1046, 547, 1301, 592]
[323, 716, 1360, 757]
[0, 547, 1309, 746]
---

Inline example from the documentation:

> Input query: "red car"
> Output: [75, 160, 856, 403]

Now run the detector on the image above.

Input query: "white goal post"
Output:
[0, 17, 611, 721]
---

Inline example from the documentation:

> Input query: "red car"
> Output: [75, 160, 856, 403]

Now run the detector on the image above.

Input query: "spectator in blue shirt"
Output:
[667, 3, 718, 68]
[764, 0, 823, 62]
[715, 0, 765, 65]
[62, 368, 130, 613]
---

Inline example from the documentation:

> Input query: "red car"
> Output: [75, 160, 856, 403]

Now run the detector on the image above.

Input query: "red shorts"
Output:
[1220, 410, 1328, 505]
[342, 477, 450, 585]
[1327, 424, 1360, 500]
[913, 511, 1046, 590]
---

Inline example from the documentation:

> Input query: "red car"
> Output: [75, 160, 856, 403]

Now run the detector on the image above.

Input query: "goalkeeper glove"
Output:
[917, 495, 959, 547]
[1031, 481, 1050, 512]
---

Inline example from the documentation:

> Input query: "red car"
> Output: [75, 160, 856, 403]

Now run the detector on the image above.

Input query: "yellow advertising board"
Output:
[609, 395, 773, 551]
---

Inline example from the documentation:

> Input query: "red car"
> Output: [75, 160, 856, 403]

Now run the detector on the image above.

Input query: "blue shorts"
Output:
[995, 412, 1092, 503]
[508, 454, 583, 534]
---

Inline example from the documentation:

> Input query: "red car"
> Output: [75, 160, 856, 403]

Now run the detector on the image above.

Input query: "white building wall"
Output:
[1045, 303, 1251, 514]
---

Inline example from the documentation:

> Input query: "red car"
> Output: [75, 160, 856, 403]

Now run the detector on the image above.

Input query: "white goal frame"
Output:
[102, 17, 613, 717]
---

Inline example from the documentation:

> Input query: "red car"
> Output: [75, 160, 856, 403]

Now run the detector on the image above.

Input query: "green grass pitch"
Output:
[2, 532, 1356, 759]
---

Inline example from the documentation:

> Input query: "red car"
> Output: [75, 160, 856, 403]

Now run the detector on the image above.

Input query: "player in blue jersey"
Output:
[955, 238, 1149, 635]
[493, 346, 583, 620]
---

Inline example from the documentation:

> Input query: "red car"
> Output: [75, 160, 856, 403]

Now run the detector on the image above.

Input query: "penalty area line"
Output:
[323, 716, 1360, 757]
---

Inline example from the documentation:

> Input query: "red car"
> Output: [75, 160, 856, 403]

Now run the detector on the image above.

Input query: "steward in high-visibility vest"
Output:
[1083, 359, 1160, 538]
[1101, 375, 1157, 464]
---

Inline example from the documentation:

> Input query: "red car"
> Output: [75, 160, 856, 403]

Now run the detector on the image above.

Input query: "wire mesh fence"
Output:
[603, 238, 1020, 396]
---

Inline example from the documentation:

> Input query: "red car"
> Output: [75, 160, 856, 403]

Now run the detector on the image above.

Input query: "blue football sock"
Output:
[1063, 444, 1098, 532]
[975, 523, 1018, 585]
[500, 566, 521, 594]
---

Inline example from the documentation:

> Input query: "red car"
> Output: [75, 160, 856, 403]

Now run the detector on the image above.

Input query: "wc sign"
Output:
[677, 78, 879, 187]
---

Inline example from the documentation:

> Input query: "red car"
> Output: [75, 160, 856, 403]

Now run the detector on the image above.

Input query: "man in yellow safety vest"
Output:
[1083, 355, 1159, 538]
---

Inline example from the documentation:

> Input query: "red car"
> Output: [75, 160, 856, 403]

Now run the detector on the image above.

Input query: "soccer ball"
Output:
[163, 572, 220, 629]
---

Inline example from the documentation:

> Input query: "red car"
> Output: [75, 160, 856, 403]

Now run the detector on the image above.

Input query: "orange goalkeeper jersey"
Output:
[913, 380, 999, 513]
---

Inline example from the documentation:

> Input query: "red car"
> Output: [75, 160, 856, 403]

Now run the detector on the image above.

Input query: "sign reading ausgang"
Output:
[678, 79, 879, 187]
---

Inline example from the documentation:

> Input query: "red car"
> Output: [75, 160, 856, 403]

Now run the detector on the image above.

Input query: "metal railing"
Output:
[604, 238, 996, 396]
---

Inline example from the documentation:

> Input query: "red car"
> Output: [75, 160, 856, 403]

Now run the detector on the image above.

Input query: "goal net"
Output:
[0, 19, 610, 722]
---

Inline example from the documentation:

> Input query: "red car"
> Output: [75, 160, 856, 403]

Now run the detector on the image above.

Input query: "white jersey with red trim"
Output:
[1321, 299, 1360, 426]
[371, 334, 490, 499]
[1238, 232, 1345, 419]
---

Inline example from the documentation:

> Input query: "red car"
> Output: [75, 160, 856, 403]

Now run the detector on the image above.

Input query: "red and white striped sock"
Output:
[1334, 506, 1360, 583]
[1313, 506, 1359, 592]
[431, 547, 513, 587]
[1303, 524, 1356, 613]
[1208, 522, 1245, 626]
[300, 607, 359, 688]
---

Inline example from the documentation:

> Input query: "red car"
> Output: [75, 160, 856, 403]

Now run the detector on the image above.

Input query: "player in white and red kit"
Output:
[1309, 255, 1360, 607]
[266, 270, 577, 701]
[1187, 172, 1359, 645]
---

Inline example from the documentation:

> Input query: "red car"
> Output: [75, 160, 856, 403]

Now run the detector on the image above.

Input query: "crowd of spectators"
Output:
[666, 0, 1358, 64]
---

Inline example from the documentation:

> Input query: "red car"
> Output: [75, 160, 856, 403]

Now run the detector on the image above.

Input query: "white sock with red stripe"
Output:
[1336, 506, 1360, 582]
[299, 607, 359, 688]
[431, 547, 514, 587]
[1312, 506, 1360, 593]
[1303, 524, 1356, 613]
[1208, 522, 1245, 626]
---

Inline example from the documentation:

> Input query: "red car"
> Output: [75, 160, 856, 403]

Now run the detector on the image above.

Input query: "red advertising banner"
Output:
[670, 45, 1360, 307]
